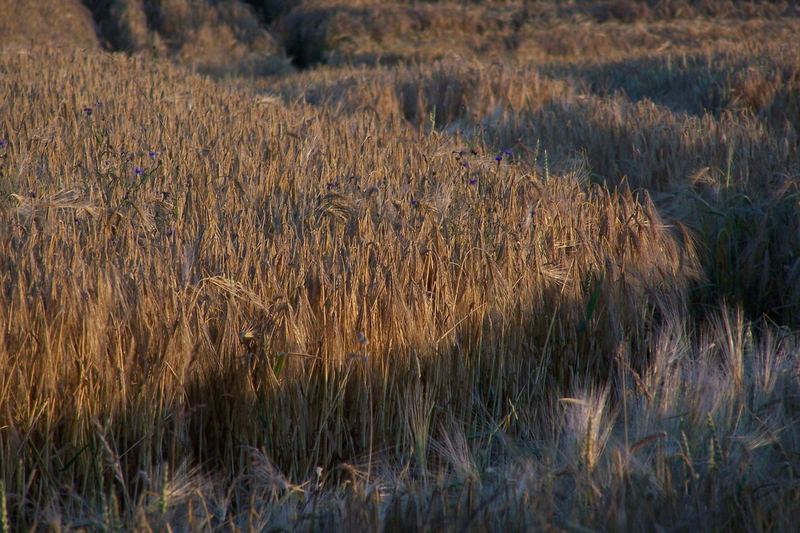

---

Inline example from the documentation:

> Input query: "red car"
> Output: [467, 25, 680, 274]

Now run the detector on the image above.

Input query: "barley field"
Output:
[2, 1, 800, 531]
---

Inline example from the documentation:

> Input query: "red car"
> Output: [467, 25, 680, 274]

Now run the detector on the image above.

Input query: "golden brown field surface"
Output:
[1, 1, 800, 530]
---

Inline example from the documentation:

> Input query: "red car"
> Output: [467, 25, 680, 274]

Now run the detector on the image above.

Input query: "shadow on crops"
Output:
[489, 96, 800, 324]
[541, 47, 800, 131]
[276, 4, 410, 69]
[169, 171, 698, 485]
[543, 54, 730, 117]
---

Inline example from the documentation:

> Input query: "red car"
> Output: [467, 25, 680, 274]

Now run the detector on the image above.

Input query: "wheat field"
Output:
[1, 1, 800, 531]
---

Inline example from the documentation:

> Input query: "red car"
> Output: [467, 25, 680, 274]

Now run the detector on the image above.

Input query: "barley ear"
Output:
[0, 480, 9, 533]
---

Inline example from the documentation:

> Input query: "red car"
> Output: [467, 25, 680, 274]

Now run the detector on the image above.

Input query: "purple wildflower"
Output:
[0, 139, 7, 149]
[83, 107, 93, 117]
[410, 198, 419, 207]
[462, 161, 470, 169]
[148, 150, 158, 159]
[495, 155, 502, 162]
[326, 181, 339, 191]
[469, 178, 477, 186]
[502, 148, 513, 158]
[134, 167, 144, 176]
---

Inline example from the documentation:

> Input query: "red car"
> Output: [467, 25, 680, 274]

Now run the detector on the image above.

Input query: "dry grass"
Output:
[0, 0, 99, 50]
[82, 0, 291, 75]
[275, 0, 800, 67]
[1, 1, 800, 531]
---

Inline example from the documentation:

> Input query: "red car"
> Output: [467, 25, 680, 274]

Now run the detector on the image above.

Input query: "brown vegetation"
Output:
[0, 0, 99, 50]
[1, 1, 800, 530]
[81, 0, 290, 75]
